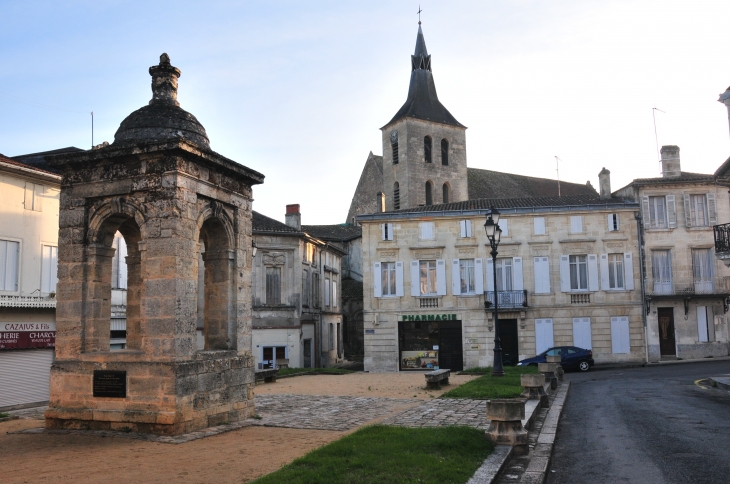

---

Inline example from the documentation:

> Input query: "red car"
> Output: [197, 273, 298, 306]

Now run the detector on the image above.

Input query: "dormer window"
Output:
[441, 139, 449, 165]
[424, 136, 432, 163]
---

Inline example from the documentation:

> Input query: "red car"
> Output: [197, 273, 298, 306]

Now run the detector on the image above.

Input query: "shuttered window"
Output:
[610, 316, 630, 353]
[419, 222, 435, 240]
[0, 239, 20, 292]
[381, 223, 394, 241]
[459, 259, 476, 294]
[419, 260, 438, 295]
[570, 216, 583, 233]
[607, 213, 620, 231]
[534, 217, 546, 235]
[24, 182, 43, 211]
[41, 245, 58, 294]
[569, 255, 588, 290]
[534, 257, 550, 293]
[266, 266, 281, 305]
[572, 318, 592, 349]
[648, 196, 668, 228]
[535, 319, 555, 354]
[459, 220, 472, 238]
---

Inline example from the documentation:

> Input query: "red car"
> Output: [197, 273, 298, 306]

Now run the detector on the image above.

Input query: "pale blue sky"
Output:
[2, 1, 730, 224]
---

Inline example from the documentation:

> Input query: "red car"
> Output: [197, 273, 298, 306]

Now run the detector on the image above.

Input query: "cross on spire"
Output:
[417, 5, 422, 25]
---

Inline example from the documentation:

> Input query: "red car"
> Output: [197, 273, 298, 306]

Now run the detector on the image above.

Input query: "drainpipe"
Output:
[635, 211, 649, 364]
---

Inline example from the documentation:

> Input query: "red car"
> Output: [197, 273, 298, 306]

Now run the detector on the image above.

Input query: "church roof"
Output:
[467, 167, 597, 199]
[383, 194, 636, 215]
[383, 25, 465, 129]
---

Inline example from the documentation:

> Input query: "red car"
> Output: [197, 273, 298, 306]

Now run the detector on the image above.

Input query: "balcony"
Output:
[644, 277, 730, 297]
[714, 223, 730, 266]
[484, 290, 528, 310]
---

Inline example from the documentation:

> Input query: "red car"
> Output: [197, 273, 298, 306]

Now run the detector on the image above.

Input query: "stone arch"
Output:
[195, 200, 236, 350]
[84, 197, 147, 352]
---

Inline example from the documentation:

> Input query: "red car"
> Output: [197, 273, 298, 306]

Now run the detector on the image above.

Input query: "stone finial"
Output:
[149, 53, 181, 107]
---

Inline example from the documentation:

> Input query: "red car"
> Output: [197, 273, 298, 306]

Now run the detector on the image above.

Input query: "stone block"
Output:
[486, 398, 526, 421]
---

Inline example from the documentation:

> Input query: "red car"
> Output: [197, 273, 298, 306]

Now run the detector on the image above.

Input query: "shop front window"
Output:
[399, 321, 439, 370]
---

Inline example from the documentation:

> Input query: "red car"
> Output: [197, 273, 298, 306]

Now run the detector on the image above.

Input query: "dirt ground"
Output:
[2, 372, 477, 484]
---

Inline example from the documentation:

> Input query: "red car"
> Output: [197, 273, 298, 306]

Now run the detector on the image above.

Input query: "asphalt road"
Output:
[547, 360, 730, 484]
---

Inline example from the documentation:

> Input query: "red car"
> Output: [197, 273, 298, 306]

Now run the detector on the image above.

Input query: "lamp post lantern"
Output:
[484, 208, 505, 377]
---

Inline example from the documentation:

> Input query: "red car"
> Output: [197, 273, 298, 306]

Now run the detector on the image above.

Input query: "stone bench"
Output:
[255, 368, 279, 383]
[425, 369, 450, 389]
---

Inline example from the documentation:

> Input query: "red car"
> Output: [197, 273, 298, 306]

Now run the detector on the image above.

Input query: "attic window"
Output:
[441, 139, 449, 165]
[424, 136, 432, 163]
[392, 142, 399, 164]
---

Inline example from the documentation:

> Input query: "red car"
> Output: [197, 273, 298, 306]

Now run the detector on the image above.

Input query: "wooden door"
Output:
[438, 321, 463, 371]
[498, 319, 519, 366]
[658, 308, 676, 356]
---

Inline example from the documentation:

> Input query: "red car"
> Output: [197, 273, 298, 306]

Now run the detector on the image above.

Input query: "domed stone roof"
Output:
[113, 53, 210, 148]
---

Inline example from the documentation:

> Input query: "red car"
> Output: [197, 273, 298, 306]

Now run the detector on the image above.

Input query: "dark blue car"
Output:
[517, 346, 594, 372]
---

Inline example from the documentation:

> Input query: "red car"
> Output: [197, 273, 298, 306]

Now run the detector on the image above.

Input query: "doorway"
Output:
[438, 321, 464, 372]
[303, 339, 312, 368]
[658, 308, 676, 357]
[498, 319, 519, 366]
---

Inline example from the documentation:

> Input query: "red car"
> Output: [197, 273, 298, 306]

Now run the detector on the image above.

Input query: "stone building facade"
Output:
[615, 146, 730, 361]
[44, 54, 264, 435]
[358, 188, 645, 372]
[0, 153, 61, 410]
[252, 205, 347, 368]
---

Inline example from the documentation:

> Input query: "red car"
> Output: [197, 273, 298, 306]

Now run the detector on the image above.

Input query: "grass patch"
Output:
[459, 366, 492, 374]
[0, 412, 10, 419]
[441, 366, 540, 400]
[277, 367, 355, 377]
[253, 425, 492, 484]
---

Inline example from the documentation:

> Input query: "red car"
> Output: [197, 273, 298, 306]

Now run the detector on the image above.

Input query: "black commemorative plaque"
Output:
[93, 370, 127, 398]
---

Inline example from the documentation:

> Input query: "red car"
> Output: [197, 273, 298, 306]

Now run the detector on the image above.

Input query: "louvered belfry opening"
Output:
[424, 136, 432, 163]
[394, 182, 401, 210]
[425, 181, 433, 205]
[392, 142, 399, 164]
[441, 139, 449, 165]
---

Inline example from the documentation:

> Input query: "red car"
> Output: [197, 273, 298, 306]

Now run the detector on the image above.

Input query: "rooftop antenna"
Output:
[417, 5, 422, 24]
[555, 156, 562, 197]
[91, 111, 94, 148]
[652, 107, 665, 166]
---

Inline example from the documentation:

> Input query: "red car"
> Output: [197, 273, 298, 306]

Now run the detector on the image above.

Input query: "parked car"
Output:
[517, 346, 594, 372]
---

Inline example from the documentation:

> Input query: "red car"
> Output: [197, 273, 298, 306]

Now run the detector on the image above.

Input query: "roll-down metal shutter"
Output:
[0, 349, 55, 409]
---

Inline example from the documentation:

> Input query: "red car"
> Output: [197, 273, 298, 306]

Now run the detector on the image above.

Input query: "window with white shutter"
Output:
[459, 220, 472, 238]
[419, 222, 435, 240]
[535, 319, 554, 354]
[41, 245, 58, 294]
[534, 217, 546, 235]
[572, 318, 592, 349]
[395, 261, 404, 297]
[0, 239, 20, 292]
[570, 216, 583, 233]
[24, 183, 43, 211]
[607, 213, 620, 231]
[500, 219, 509, 237]
[381, 223, 394, 241]
[697, 306, 710, 342]
[436, 260, 447, 296]
[648, 196, 667, 228]
[419, 260, 438, 295]
[610, 316, 630, 353]
[534, 257, 550, 294]
[513, 257, 524, 291]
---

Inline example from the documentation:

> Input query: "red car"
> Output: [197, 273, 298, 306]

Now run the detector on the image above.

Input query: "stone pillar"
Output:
[539, 362, 558, 390]
[546, 355, 564, 381]
[485, 399, 528, 451]
[520, 373, 549, 407]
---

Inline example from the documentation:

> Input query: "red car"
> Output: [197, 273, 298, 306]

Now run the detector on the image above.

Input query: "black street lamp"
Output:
[484, 207, 505, 377]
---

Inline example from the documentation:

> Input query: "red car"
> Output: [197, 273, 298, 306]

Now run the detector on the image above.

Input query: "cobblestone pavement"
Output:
[255, 394, 419, 431]
[382, 398, 488, 429]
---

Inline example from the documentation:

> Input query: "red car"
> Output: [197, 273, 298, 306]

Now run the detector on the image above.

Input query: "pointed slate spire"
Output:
[384, 25, 464, 129]
[411, 25, 431, 71]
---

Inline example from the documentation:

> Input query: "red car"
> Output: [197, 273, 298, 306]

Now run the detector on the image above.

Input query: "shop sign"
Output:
[401, 314, 457, 322]
[0, 322, 56, 350]
[365, 329, 375, 334]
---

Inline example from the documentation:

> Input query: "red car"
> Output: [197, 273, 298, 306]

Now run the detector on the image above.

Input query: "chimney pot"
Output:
[598, 167, 611, 199]
[285, 204, 301, 230]
[660, 145, 681, 178]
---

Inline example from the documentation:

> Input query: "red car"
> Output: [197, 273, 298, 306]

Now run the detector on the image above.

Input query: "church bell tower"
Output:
[381, 23, 468, 211]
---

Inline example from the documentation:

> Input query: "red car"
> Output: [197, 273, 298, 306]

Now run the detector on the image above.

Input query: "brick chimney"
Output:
[660, 145, 681, 178]
[598, 167, 611, 199]
[285, 204, 301, 230]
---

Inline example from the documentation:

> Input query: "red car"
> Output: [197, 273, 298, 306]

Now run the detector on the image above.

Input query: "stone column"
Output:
[521, 373, 549, 407]
[486, 399, 528, 451]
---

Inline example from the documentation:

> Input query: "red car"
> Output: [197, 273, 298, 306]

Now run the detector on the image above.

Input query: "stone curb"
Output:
[519, 381, 570, 484]
[467, 445, 513, 484]
[709, 376, 730, 391]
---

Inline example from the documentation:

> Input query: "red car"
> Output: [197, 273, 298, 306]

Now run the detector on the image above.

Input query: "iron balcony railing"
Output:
[714, 223, 730, 254]
[484, 290, 528, 310]
[644, 277, 730, 296]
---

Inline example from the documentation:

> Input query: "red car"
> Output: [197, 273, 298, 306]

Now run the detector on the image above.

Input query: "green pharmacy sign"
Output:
[401, 314, 457, 322]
